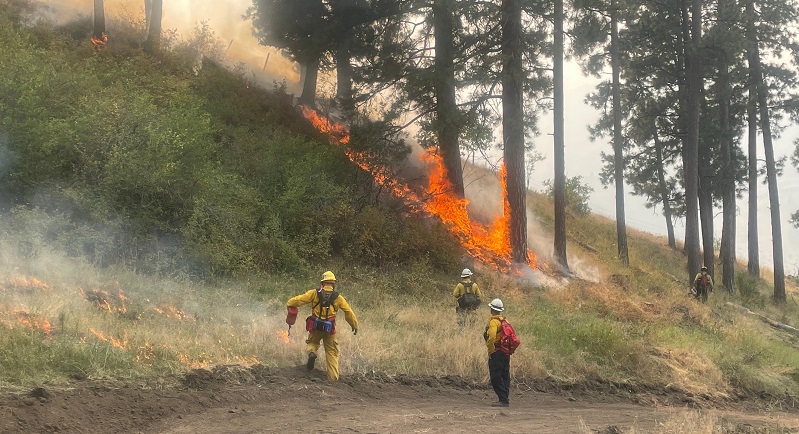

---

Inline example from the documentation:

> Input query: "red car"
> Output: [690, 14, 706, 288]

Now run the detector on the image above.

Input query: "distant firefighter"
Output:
[692, 266, 714, 303]
[453, 268, 483, 330]
[287, 271, 358, 381]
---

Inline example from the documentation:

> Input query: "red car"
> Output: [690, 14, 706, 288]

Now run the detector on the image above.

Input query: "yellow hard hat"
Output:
[320, 271, 336, 283]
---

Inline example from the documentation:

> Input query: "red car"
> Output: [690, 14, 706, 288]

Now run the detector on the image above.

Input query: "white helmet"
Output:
[461, 268, 473, 278]
[488, 298, 504, 312]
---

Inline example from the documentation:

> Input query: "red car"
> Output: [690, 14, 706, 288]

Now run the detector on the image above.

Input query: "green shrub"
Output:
[543, 175, 594, 215]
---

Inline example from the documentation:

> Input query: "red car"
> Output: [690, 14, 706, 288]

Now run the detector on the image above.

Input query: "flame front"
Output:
[88, 327, 128, 349]
[301, 107, 537, 271]
[14, 310, 53, 335]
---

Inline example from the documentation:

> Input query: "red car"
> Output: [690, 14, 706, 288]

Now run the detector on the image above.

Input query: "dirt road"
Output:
[1, 365, 797, 433]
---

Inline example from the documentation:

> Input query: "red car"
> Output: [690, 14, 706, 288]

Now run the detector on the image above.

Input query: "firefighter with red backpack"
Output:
[453, 268, 483, 329]
[286, 271, 358, 381]
[693, 266, 714, 303]
[483, 298, 520, 407]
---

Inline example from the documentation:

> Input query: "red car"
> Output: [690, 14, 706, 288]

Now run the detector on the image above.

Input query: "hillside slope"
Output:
[1, 3, 799, 427]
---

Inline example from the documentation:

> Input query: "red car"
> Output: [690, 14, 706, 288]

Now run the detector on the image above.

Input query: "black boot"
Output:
[306, 352, 317, 371]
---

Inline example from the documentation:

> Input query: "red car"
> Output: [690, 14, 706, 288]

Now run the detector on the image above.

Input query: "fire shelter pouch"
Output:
[313, 317, 334, 333]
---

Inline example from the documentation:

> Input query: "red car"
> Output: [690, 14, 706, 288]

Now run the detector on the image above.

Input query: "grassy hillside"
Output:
[1, 2, 798, 408]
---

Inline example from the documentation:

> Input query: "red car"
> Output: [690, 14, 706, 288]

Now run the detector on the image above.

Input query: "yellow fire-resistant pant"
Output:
[306, 330, 340, 381]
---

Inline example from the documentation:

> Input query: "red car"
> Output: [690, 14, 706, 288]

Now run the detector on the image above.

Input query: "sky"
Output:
[34, 0, 799, 275]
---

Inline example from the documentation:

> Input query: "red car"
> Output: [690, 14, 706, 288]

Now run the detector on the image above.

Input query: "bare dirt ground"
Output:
[1, 365, 798, 434]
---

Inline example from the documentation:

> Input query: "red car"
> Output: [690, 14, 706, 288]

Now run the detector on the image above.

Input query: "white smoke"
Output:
[31, 0, 300, 90]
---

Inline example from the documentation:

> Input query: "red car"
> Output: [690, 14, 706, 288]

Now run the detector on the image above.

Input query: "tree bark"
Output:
[433, 0, 465, 198]
[610, 0, 629, 266]
[682, 0, 703, 282]
[335, 36, 355, 115]
[718, 0, 736, 292]
[753, 48, 787, 302]
[553, 0, 568, 270]
[654, 134, 677, 248]
[144, 0, 162, 54]
[698, 168, 714, 276]
[745, 0, 760, 277]
[299, 59, 320, 107]
[93, 0, 106, 40]
[144, 0, 152, 33]
[502, 0, 528, 263]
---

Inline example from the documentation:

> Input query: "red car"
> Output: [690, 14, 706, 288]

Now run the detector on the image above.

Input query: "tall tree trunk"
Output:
[502, 0, 528, 263]
[553, 0, 568, 270]
[335, 36, 355, 115]
[752, 51, 787, 303]
[698, 169, 714, 275]
[678, 0, 690, 255]
[683, 0, 703, 282]
[93, 0, 105, 40]
[610, 0, 629, 266]
[654, 133, 677, 248]
[299, 59, 320, 107]
[144, 0, 162, 54]
[144, 0, 152, 33]
[745, 0, 760, 277]
[718, 0, 736, 292]
[433, 0, 465, 198]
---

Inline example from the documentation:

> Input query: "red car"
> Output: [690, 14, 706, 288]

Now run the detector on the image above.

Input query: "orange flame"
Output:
[178, 353, 210, 369]
[135, 343, 156, 365]
[81, 288, 128, 315]
[88, 327, 128, 349]
[90, 32, 108, 47]
[153, 304, 193, 321]
[300, 106, 537, 271]
[277, 330, 290, 344]
[3, 277, 51, 293]
[14, 310, 53, 335]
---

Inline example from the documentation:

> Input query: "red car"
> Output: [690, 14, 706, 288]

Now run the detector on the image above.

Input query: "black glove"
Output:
[352, 328, 358, 336]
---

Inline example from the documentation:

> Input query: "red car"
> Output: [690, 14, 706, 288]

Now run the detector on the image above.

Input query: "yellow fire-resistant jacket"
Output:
[693, 272, 714, 290]
[287, 285, 358, 330]
[483, 314, 505, 355]
[452, 279, 483, 300]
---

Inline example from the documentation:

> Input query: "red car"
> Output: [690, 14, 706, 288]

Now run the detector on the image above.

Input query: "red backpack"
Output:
[498, 319, 521, 355]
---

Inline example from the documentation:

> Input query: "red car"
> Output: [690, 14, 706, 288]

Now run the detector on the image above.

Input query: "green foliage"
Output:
[736, 271, 767, 308]
[0, 9, 462, 277]
[543, 176, 594, 215]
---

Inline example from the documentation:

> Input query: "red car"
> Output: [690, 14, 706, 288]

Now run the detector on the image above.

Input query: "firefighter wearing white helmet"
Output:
[484, 298, 511, 407]
[287, 271, 358, 381]
[452, 268, 483, 330]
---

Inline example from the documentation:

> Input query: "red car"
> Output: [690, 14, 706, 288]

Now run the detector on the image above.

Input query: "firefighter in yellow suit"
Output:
[287, 271, 358, 381]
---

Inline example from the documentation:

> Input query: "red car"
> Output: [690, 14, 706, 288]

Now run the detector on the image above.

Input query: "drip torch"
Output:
[286, 306, 298, 336]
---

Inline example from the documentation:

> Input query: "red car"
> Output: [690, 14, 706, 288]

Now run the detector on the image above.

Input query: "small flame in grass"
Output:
[90, 32, 108, 47]
[88, 327, 128, 350]
[277, 330, 290, 344]
[136, 343, 156, 365]
[3, 277, 51, 293]
[153, 304, 193, 321]
[81, 288, 128, 315]
[14, 310, 52, 335]
[178, 353, 211, 369]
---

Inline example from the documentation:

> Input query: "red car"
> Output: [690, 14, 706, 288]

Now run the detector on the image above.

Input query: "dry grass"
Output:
[2, 188, 799, 402]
